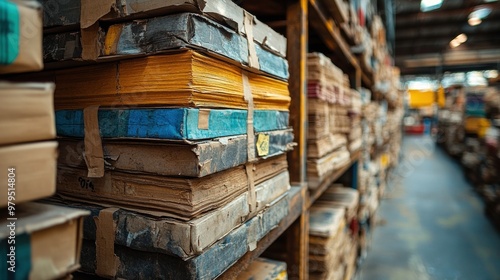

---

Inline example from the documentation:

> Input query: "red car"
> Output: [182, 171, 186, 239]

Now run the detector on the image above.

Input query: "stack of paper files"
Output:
[309, 184, 360, 280]
[32, 0, 295, 278]
[0, 2, 88, 279]
[347, 89, 363, 153]
[307, 53, 353, 189]
[309, 205, 348, 280]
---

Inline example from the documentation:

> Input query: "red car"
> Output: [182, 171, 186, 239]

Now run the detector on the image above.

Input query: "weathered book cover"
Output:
[44, 13, 289, 80]
[57, 154, 288, 220]
[41, 0, 287, 58]
[52, 190, 290, 279]
[0, 82, 55, 146]
[58, 129, 294, 177]
[51, 172, 289, 260]
[32, 50, 290, 111]
[55, 108, 289, 140]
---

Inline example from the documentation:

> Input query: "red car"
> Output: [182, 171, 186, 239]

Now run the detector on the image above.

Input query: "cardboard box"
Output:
[0, 1, 43, 74]
[0, 82, 55, 146]
[0, 142, 57, 207]
[0, 203, 88, 279]
[236, 258, 288, 280]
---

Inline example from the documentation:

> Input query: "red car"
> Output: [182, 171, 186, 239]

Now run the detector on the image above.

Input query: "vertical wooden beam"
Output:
[285, 186, 309, 280]
[287, 0, 308, 185]
[286, 1, 309, 279]
[355, 67, 362, 89]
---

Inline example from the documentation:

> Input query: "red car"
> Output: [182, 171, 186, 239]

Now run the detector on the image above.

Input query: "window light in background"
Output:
[420, 0, 443, 12]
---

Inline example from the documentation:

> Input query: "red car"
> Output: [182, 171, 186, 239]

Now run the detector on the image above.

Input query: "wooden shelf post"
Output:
[285, 1, 309, 279]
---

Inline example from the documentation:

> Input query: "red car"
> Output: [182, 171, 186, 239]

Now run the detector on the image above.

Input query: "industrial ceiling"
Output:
[395, 0, 500, 76]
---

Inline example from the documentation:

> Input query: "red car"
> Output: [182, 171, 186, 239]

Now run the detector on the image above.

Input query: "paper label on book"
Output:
[256, 134, 270, 156]
[0, 1, 20, 65]
[198, 109, 210, 130]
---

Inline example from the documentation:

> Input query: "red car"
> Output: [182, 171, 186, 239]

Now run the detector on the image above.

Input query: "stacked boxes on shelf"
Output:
[307, 53, 352, 189]
[0, 1, 88, 279]
[34, 1, 295, 278]
[309, 184, 360, 280]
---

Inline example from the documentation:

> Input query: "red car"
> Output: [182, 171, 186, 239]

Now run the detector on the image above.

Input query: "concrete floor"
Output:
[356, 135, 500, 280]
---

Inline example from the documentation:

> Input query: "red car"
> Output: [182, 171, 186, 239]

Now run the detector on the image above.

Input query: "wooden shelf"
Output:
[309, 0, 359, 71]
[227, 1, 371, 278]
[308, 150, 361, 208]
[218, 186, 307, 279]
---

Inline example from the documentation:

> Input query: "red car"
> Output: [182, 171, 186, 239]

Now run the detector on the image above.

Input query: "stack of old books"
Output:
[309, 184, 360, 280]
[307, 53, 351, 189]
[35, 0, 294, 278]
[0, 1, 88, 279]
[348, 89, 363, 153]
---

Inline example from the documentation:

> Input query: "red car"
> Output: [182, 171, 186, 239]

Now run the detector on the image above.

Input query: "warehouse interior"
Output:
[1, 0, 500, 279]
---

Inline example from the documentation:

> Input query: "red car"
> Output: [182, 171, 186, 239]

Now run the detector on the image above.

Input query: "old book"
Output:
[349, 138, 362, 153]
[44, 13, 288, 80]
[57, 154, 288, 220]
[58, 129, 294, 177]
[55, 108, 289, 140]
[236, 258, 287, 280]
[315, 185, 359, 222]
[41, 0, 287, 58]
[31, 50, 290, 111]
[309, 206, 346, 238]
[308, 133, 347, 159]
[49, 172, 289, 260]
[307, 53, 343, 83]
[0, 1, 43, 74]
[0, 203, 88, 279]
[308, 99, 330, 140]
[0, 82, 55, 146]
[0, 142, 57, 207]
[307, 148, 351, 189]
[63, 189, 292, 279]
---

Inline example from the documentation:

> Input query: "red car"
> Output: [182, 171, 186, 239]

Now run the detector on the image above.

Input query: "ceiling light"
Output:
[455, 33, 467, 43]
[420, 0, 443, 12]
[468, 17, 482, 26]
[469, 6, 492, 20]
[450, 39, 461, 48]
